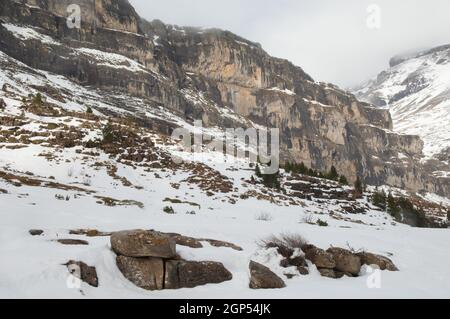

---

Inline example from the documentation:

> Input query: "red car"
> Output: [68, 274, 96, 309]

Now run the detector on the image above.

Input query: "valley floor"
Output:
[1, 151, 450, 299]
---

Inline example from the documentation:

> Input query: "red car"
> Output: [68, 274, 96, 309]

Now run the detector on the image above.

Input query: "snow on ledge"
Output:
[266, 87, 296, 96]
[1, 23, 60, 46]
[74, 48, 148, 73]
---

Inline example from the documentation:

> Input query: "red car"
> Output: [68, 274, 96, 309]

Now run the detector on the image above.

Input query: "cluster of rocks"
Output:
[111, 230, 233, 290]
[300, 244, 398, 279]
[45, 227, 399, 290]
[249, 242, 399, 289]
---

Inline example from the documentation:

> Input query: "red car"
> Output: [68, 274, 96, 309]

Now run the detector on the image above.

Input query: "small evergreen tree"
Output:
[298, 162, 307, 175]
[255, 164, 262, 178]
[102, 121, 116, 144]
[372, 190, 387, 209]
[387, 192, 401, 219]
[354, 176, 364, 198]
[339, 175, 349, 185]
[33, 93, 43, 106]
[327, 166, 339, 181]
[262, 170, 281, 190]
[86, 106, 93, 114]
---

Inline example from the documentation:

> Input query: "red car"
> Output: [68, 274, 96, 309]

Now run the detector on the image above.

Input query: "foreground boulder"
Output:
[112, 229, 233, 290]
[116, 256, 165, 290]
[111, 230, 176, 258]
[356, 252, 399, 271]
[65, 260, 99, 287]
[165, 260, 233, 289]
[327, 247, 361, 276]
[249, 261, 286, 289]
[303, 245, 336, 269]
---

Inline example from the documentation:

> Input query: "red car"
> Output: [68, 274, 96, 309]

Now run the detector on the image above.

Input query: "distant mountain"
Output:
[354, 45, 450, 159]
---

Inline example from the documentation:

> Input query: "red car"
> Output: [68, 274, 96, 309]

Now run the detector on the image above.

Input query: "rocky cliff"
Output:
[0, 0, 448, 197]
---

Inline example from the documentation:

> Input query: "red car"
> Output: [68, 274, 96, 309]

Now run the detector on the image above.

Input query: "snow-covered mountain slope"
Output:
[1, 48, 450, 298]
[354, 45, 450, 158]
[2, 0, 449, 197]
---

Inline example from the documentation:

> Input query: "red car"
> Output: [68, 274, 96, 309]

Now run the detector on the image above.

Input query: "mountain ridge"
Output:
[0, 0, 448, 197]
[355, 43, 450, 161]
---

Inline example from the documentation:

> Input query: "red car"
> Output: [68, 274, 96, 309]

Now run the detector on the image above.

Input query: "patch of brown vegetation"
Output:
[94, 196, 144, 209]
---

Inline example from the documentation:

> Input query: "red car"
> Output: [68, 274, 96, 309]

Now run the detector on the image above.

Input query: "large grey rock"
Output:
[116, 255, 164, 291]
[111, 230, 176, 258]
[249, 261, 286, 289]
[303, 246, 336, 269]
[356, 252, 399, 271]
[327, 247, 361, 276]
[164, 260, 233, 289]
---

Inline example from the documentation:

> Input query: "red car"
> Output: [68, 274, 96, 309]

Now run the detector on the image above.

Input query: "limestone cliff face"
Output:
[0, 0, 448, 196]
[23, 0, 140, 33]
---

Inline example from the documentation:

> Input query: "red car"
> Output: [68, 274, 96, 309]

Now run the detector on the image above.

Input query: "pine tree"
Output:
[262, 170, 281, 190]
[86, 106, 93, 114]
[353, 176, 364, 198]
[339, 175, 349, 185]
[328, 166, 339, 181]
[372, 190, 387, 209]
[33, 93, 43, 106]
[255, 164, 262, 178]
[387, 192, 401, 219]
[298, 162, 307, 175]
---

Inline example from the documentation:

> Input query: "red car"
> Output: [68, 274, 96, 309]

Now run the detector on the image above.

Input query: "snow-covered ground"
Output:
[1, 146, 450, 299]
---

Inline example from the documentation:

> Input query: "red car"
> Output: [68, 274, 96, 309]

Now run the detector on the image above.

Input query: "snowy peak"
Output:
[354, 45, 450, 158]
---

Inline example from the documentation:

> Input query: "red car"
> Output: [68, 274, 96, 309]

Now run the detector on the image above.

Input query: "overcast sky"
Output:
[130, 0, 450, 88]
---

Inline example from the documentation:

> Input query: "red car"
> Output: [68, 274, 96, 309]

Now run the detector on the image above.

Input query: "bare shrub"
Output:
[82, 176, 92, 186]
[258, 233, 308, 258]
[301, 214, 315, 224]
[255, 212, 273, 221]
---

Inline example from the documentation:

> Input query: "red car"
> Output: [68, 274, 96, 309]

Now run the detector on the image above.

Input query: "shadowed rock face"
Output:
[0, 0, 448, 196]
